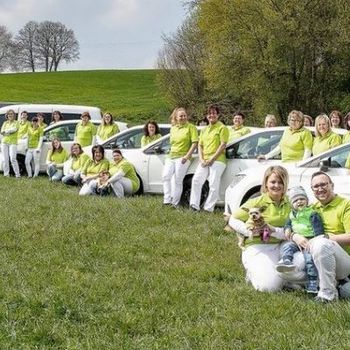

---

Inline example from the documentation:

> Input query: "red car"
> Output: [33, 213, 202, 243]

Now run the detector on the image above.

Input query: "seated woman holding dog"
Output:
[229, 165, 291, 292]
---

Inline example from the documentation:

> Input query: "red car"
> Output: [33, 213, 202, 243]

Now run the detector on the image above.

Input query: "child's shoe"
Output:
[306, 280, 318, 294]
[275, 259, 296, 273]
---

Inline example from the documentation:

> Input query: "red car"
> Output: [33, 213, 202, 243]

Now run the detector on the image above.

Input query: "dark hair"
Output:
[51, 110, 63, 122]
[196, 117, 209, 126]
[207, 105, 220, 115]
[81, 111, 91, 120]
[92, 145, 105, 160]
[31, 117, 38, 123]
[344, 112, 350, 130]
[311, 171, 333, 185]
[233, 112, 246, 119]
[70, 143, 83, 156]
[112, 148, 123, 157]
[102, 112, 114, 126]
[329, 110, 342, 127]
[143, 120, 160, 136]
[21, 111, 28, 115]
[51, 138, 63, 153]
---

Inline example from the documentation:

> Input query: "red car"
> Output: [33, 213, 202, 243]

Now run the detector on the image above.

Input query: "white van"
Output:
[0, 104, 103, 129]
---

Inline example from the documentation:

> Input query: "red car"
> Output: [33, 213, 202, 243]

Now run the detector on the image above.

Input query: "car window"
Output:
[226, 130, 283, 159]
[0, 113, 6, 129]
[304, 145, 350, 168]
[144, 137, 170, 155]
[44, 124, 74, 142]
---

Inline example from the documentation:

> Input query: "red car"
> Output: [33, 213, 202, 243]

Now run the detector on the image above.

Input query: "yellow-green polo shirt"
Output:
[280, 127, 313, 162]
[27, 127, 44, 149]
[228, 126, 251, 142]
[312, 196, 350, 254]
[312, 131, 342, 156]
[47, 149, 69, 164]
[345, 155, 350, 169]
[169, 122, 198, 159]
[97, 123, 120, 141]
[199, 121, 229, 163]
[38, 122, 47, 132]
[1, 120, 19, 144]
[141, 134, 162, 147]
[343, 132, 350, 144]
[82, 158, 109, 177]
[75, 122, 97, 147]
[109, 159, 140, 192]
[71, 153, 90, 172]
[232, 193, 291, 246]
[18, 120, 30, 139]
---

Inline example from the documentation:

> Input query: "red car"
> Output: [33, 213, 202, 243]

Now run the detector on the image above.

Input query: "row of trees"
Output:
[0, 21, 79, 72]
[158, 0, 350, 123]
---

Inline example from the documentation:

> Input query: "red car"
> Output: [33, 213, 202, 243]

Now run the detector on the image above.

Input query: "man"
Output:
[288, 171, 350, 302]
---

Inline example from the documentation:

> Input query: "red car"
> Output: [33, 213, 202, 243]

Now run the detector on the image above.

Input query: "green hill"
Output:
[0, 70, 170, 125]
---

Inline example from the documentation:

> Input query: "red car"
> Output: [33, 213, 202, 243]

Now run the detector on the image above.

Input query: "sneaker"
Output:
[189, 205, 200, 212]
[275, 260, 296, 273]
[306, 280, 318, 294]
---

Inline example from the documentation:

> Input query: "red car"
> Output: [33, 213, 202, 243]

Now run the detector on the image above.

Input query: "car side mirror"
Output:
[319, 159, 329, 172]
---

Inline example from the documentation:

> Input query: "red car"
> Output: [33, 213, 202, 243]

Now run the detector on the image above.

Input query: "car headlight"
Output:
[229, 174, 246, 188]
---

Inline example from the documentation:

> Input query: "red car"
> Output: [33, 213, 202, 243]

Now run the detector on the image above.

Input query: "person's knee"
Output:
[310, 237, 333, 258]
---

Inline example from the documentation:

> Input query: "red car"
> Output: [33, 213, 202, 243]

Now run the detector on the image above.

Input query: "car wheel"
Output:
[241, 186, 261, 206]
[180, 176, 209, 207]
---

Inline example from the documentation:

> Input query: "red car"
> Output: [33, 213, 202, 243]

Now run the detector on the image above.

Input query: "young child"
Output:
[276, 186, 324, 294]
[95, 170, 111, 196]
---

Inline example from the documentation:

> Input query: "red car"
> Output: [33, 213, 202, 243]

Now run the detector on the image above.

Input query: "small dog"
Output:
[236, 206, 271, 249]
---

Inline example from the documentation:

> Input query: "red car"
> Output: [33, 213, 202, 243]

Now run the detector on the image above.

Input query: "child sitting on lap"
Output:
[276, 186, 324, 294]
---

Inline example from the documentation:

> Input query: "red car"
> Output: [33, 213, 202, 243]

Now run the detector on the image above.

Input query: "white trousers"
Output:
[1, 142, 20, 177]
[189, 161, 226, 212]
[162, 158, 190, 205]
[242, 243, 284, 292]
[25, 149, 41, 177]
[110, 177, 133, 198]
[79, 179, 98, 196]
[279, 236, 350, 300]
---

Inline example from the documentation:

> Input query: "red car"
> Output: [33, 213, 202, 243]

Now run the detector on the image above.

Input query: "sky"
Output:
[0, 0, 187, 70]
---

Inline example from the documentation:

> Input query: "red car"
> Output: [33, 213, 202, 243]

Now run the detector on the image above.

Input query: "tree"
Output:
[0, 25, 15, 72]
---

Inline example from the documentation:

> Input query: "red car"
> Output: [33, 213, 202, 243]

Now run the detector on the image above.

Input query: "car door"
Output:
[220, 130, 284, 200]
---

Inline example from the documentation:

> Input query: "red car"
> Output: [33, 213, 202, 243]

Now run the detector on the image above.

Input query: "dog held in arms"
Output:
[224, 206, 271, 250]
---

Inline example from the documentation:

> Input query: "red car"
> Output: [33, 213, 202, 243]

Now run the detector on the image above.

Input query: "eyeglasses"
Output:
[289, 118, 303, 123]
[311, 182, 329, 191]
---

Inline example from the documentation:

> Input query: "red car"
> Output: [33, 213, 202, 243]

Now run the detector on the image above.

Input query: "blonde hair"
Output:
[261, 165, 289, 195]
[169, 107, 187, 125]
[287, 110, 304, 124]
[314, 114, 331, 137]
[264, 114, 277, 127]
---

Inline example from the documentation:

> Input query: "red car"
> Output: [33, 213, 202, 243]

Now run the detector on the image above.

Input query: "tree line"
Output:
[157, 0, 350, 124]
[0, 21, 79, 73]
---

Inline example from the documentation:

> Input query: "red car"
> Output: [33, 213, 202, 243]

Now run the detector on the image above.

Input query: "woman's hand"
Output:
[292, 233, 310, 250]
[181, 156, 188, 164]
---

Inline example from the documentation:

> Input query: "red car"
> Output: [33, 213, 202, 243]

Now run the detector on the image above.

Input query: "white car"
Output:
[0, 119, 127, 174]
[224, 142, 350, 214]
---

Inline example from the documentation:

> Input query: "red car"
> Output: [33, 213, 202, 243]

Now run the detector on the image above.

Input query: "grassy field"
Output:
[1, 176, 350, 349]
[0, 70, 169, 124]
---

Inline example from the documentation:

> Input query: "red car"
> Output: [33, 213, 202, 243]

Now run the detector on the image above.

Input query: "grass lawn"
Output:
[1, 176, 350, 349]
[0, 70, 170, 125]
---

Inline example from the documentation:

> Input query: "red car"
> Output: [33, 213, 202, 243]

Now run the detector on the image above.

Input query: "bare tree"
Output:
[15, 21, 39, 72]
[0, 25, 15, 71]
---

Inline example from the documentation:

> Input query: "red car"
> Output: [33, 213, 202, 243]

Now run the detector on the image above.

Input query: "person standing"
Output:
[96, 112, 120, 144]
[189, 105, 229, 212]
[329, 110, 343, 129]
[264, 114, 277, 128]
[228, 112, 251, 141]
[74, 112, 97, 147]
[162, 107, 198, 207]
[17, 111, 30, 150]
[0, 109, 21, 177]
[141, 120, 162, 147]
[25, 117, 43, 177]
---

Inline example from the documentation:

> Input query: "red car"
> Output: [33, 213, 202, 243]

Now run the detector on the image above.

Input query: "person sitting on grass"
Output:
[276, 186, 324, 294]
[46, 138, 69, 182]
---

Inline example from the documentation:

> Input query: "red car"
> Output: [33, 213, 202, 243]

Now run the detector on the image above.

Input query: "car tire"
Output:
[180, 176, 209, 207]
[241, 186, 261, 206]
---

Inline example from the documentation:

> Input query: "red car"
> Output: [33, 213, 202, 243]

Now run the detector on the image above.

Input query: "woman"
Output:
[229, 165, 291, 292]
[258, 110, 313, 162]
[25, 117, 43, 177]
[303, 115, 313, 127]
[329, 110, 342, 129]
[162, 107, 198, 207]
[312, 114, 342, 156]
[74, 111, 97, 147]
[37, 113, 47, 131]
[141, 120, 162, 147]
[0, 109, 21, 177]
[62, 143, 90, 186]
[49, 110, 68, 140]
[17, 111, 30, 143]
[103, 149, 140, 197]
[189, 105, 229, 212]
[46, 138, 69, 181]
[50, 110, 64, 124]
[79, 145, 109, 196]
[228, 112, 251, 141]
[96, 112, 119, 144]
[343, 112, 350, 144]
[264, 114, 277, 128]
